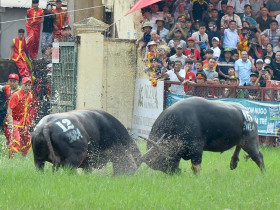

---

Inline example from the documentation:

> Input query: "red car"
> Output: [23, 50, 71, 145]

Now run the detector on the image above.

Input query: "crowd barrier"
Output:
[163, 81, 280, 147]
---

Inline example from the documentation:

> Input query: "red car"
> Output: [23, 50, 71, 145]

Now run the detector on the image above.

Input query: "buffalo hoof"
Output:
[230, 158, 239, 170]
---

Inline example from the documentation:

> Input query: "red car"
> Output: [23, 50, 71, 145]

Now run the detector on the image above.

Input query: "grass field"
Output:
[0, 134, 280, 210]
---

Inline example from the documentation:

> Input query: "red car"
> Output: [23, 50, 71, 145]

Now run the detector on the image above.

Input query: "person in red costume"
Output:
[5, 77, 33, 159]
[0, 74, 20, 107]
[26, 0, 44, 59]
[53, 0, 69, 41]
[9, 29, 31, 78]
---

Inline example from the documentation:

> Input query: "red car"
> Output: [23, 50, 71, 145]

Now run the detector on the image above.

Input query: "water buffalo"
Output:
[141, 97, 265, 174]
[31, 110, 141, 175]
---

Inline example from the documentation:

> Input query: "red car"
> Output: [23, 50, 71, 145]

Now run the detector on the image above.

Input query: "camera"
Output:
[213, 24, 216, 28]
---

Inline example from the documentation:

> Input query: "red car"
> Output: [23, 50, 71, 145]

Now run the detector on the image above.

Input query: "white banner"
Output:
[132, 79, 164, 138]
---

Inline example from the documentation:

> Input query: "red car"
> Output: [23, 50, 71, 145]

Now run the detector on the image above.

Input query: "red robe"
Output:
[52, 8, 69, 39]
[12, 37, 31, 77]
[26, 8, 44, 59]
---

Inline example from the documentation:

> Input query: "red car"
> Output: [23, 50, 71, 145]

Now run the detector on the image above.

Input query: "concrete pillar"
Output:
[92, 0, 103, 21]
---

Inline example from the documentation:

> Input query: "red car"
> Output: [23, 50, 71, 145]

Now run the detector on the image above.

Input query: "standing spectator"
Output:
[5, 77, 33, 159]
[260, 20, 280, 48]
[150, 4, 163, 19]
[174, 3, 187, 20]
[136, 22, 152, 52]
[256, 7, 273, 33]
[210, 37, 221, 59]
[169, 44, 188, 66]
[142, 10, 157, 30]
[184, 36, 201, 61]
[266, 0, 280, 18]
[161, 60, 186, 95]
[223, 20, 239, 50]
[273, 38, 280, 52]
[164, 13, 175, 30]
[169, 17, 188, 39]
[234, 51, 256, 85]
[271, 51, 280, 80]
[0, 74, 20, 107]
[207, 20, 221, 45]
[191, 0, 208, 22]
[203, 58, 219, 81]
[261, 36, 270, 54]
[218, 0, 228, 19]
[155, 17, 170, 42]
[53, 0, 69, 41]
[217, 47, 235, 80]
[25, 0, 44, 59]
[41, 3, 54, 50]
[240, 5, 256, 22]
[206, 8, 221, 29]
[168, 37, 186, 55]
[221, 5, 242, 34]
[234, 0, 250, 16]
[9, 29, 31, 78]
[192, 23, 209, 55]
[249, 0, 264, 16]
[61, 25, 75, 42]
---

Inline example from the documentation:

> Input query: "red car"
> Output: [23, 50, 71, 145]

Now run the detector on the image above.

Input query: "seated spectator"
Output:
[184, 37, 201, 61]
[150, 4, 163, 19]
[192, 22, 209, 56]
[271, 51, 280, 80]
[217, 47, 235, 80]
[191, 0, 208, 22]
[223, 20, 239, 50]
[155, 17, 170, 42]
[240, 5, 257, 30]
[256, 7, 272, 33]
[273, 38, 280, 53]
[207, 20, 221, 46]
[221, 5, 242, 34]
[234, 51, 256, 85]
[169, 44, 188, 66]
[263, 43, 276, 60]
[161, 60, 186, 95]
[136, 22, 152, 52]
[210, 37, 221, 59]
[260, 20, 280, 48]
[204, 58, 219, 82]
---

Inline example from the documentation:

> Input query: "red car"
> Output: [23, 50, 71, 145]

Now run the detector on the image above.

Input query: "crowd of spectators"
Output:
[137, 0, 280, 96]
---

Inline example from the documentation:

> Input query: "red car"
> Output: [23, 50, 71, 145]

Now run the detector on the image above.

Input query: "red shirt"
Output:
[8, 89, 33, 127]
[184, 71, 196, 92]
[2, 85, 20, 106]
[53, 8, 69, 31]
[184, 48, 201, 60]
[12, 37, 27, 61]
[26, 8, 44, 28]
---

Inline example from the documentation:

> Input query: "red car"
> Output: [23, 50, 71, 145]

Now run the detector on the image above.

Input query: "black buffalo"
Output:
[31, 110, 141, 175]
[142, 97, 265, 174]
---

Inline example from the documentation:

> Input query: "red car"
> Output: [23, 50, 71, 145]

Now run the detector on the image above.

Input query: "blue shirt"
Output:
[234, 59, 252, 86]
[223, 28, 239, 50]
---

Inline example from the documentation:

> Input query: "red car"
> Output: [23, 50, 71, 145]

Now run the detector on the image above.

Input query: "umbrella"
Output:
[126, 0, 162, 15]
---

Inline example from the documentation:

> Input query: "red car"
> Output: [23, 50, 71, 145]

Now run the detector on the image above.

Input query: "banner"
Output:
[166, 92, 280, 137]
[132, 79, 164, 138]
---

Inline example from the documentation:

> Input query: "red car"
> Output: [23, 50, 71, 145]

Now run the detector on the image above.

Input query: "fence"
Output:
[163, 81, 280, 146]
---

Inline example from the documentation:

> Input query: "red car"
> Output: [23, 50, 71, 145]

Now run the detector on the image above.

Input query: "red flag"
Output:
[126, 0, 162, 15]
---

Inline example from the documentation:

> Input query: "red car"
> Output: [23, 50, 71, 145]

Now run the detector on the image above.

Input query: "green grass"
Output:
[0, 134, 280, 209]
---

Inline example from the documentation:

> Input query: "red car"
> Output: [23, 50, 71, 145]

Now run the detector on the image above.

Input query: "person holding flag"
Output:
[26, 0, 44, 59]
[9, 29, 32, 78]
[5, 77, 33, 159]
[53, 0, 69, 41]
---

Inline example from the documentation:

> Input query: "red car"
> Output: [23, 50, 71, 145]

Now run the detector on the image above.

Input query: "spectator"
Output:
[238, 27, 250, 54]
[203, 3, 214, 22]
[164, 13, 175, 30]
[144, 40, 158, 66]
[144, 57, 162, 79]
[192, 22, 209, 55]
[169, 17, 188, 39]
[218, 0, 228, 19]
[256, 7, 272, 33]
[25, 0, 44, 59]
[254, 59, 266, 87]
[249, 0, 264, 16]
[142, 9, 157, 30]
[194, 60, 206, 75]
[271, 51, 280, 80]
[232, 50, 240, 61]
[233, 0, 250, 16]
[266, 0, 280, 18]
[155, 17, 170, 42]
[169, 37, 186, 55]
[203, 49, 217, 69]
[161, 60, 186, 95]
[0, 74, 20, 107]
[136, 22, 152, 52]
[263, 66, 272, 86]
[9, 29, 31, 78]
[53, 0, 69, 41]
[191, 0, 208, 22]
[208, 8, 220, 29]
[211, 37, 221, 59]
[162, 4, 171, 18]
[204, 57, 219, 82]
[221, 5, 242, 34]
[185, 18, 196, 37]
[5, 77, 33, 159]
[41, 44, 52, 62]
[263, 43, 276, 60]
[174, 3, 187, 20]
[247, 37, 263, 60]
[196, 71, 207, 83]
[260, 20, 280, 48]
[41, 3, 54, 50]
[234, 51, 256, 85]
[182, 59, 196, 92]
[223, 20, 239, 50]
[184, 36, 201, 61]
[217, 47, 235, 80]
[169, 44, 188, 66]
[240, 4, 256, 22]
[61, 25, 75, 42]
[261, 36, 270, 53]
[150, 4, 163, 19]
[207, 20, 221, 45]
[273, 38, 280, 52]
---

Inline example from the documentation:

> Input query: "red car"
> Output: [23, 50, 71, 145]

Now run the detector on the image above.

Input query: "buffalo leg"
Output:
[190, 152, 203, 174]
[64, 150, 87, 169]
[35, 159, 45, 170]
[230, 146, 241, 170]
[242, 147, 265, 172]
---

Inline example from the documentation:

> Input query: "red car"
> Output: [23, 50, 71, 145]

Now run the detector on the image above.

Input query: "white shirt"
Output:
[276, 14, 280, 29]
[166, 69, 186, 95]
[211, 46, 221, 59]
[192, 31, 209, 52]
